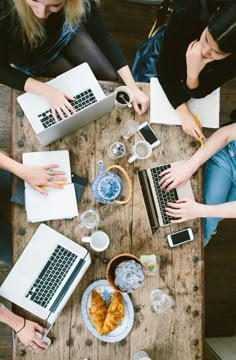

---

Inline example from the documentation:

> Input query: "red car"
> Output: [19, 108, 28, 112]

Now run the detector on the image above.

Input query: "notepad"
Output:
[23, 150, 78, 223]
[150, 77, 220, 128]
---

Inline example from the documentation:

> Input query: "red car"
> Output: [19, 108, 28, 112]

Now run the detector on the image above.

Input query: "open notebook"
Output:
[23, 150, 78, 222]
[150, 77, 220, 128]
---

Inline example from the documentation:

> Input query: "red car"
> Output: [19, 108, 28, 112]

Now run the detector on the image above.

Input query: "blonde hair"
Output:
[11, 0, 99, 48]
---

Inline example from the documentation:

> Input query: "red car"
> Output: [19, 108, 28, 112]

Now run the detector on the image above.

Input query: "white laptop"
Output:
[0, 224, 91, 336]
[138, 161, 195, 230]
[17, 63, 116, 146]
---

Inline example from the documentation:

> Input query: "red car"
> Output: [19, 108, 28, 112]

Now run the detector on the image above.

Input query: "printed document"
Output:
[150, 77, 220, 128]
[23, 150, 78, 222]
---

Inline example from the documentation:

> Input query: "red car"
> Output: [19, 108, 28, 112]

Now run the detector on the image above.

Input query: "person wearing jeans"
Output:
[157, 124, 236, 245]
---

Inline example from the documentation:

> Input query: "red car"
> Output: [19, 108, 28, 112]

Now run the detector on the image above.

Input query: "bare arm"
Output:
[0, 303, 47, 350]
[165, 198, 236, 223]
[0, 152, 66, 195]
[160, 124, 236, 191]
[117, 65, 149, 115]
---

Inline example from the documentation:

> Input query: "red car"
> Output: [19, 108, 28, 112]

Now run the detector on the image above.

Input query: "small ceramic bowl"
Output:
[106, 253, 143, 292]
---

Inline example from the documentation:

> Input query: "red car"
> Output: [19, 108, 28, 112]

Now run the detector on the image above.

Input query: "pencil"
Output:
[194, 114, 203, 147]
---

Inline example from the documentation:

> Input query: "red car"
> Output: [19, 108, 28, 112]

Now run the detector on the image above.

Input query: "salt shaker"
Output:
[108, 142, 126, 160]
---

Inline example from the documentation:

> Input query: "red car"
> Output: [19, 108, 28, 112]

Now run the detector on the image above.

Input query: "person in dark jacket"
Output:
[0, 0, 148, 117]
[158, 0, 236, 140]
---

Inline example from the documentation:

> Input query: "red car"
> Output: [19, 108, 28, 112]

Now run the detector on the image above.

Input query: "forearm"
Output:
[201, 201, 236, 218]
[0, 303, 24, 332]
[186, 124, 236, 173]
[0, 152, 26, 179]
[24, 77, 52, 97]
[117, 66, 138, 91]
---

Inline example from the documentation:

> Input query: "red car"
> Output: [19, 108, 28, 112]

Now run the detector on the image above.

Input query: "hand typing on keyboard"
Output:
[159, 161, 195, 192]
[40, 84, 76, 121]
[165, 198, 204, 223]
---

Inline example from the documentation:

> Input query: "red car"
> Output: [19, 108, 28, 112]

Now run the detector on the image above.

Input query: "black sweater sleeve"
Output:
[83, 1, 127, 71]
[0, 16, 29, 90]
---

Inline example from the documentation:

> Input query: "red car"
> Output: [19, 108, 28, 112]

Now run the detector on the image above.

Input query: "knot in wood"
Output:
[192, 339, 199, 346]
[134, 305, 141, 313]
[19, 349, 26, 356]
[192, 255, 199, 263]
[119, 339, 127, 346]
[16, 110, 24, 118]
[102, 258, 108, 264]
[191, 141, 197, 148]
[160, 255, 168, 263]
[192, 310, 199, 317]
[193, 285, 199, 291]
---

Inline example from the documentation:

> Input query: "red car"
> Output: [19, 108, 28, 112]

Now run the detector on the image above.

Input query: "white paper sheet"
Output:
[23, 150, 78, 222]
[150, 77, 220, 128]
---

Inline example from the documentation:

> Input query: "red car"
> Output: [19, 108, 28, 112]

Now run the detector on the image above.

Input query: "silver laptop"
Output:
[0, 224, 91, 336]
[138, 161, 195, 229]
[17, 63, 116, 146]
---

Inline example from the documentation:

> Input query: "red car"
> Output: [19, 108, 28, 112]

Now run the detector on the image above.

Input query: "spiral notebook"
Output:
[23, 150, 78, 222]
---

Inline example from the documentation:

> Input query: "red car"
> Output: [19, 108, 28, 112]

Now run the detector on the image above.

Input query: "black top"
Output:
[0, 1, 127, 90]
[158, 0, 236, 109]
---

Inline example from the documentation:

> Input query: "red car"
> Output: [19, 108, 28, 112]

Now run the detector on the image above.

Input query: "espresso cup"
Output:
[128, 140, 152, 163]
[81, 230, 109, 252]
[115, 86, 133, 108]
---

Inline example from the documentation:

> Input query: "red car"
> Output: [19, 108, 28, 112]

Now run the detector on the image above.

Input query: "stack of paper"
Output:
[23, 150, 78, 223]
[150, 77, 220, 128]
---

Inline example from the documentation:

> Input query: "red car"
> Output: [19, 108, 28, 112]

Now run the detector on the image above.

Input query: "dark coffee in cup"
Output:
[116, 91, 130, 104]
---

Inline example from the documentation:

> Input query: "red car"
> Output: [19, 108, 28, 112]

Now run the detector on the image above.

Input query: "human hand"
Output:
[44, 85, 76, 121]
[159, 161, 194, 191]
[165, 198, 204, 223]
[186, 40, 214, 80]
[17, 320, 48, 351]
[20, 164, 67, 195]
[131, 86, 149, 115]
[180, 110, 205, 140]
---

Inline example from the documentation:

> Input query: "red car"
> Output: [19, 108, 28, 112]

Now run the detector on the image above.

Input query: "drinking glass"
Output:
[79, 208, 100, 230]
[121, 119, 139, 140]
[150, 289, 173, 314]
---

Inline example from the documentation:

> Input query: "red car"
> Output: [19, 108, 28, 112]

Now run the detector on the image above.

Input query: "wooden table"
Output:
[11, 82, 204, 360]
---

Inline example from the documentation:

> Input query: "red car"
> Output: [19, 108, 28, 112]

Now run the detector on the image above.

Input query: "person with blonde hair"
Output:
[0, 0, 149, 118]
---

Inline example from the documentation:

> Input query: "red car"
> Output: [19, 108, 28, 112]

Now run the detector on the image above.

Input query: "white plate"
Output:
[81, 279, 134, 342]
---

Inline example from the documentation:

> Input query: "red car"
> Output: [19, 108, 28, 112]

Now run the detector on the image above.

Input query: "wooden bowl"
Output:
[106, 253, 143, 292]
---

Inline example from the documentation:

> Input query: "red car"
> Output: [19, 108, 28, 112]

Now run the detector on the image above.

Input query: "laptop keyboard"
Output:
[150, 164, 179, 226]
[38, 88, 97, 129]
[26, 245, 78, 308]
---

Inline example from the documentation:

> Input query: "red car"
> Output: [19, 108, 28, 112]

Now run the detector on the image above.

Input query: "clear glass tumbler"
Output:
[121, 119, 139, 140]
[79, 208, 100, 230]
[150, 289, 174, 314]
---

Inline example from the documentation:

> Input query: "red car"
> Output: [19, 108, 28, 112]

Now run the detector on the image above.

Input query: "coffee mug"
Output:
[128, 140, 152, 163]
[133, 350, 151, 360]
[115, 86, 133, 108]
[81, 230, 109, 252]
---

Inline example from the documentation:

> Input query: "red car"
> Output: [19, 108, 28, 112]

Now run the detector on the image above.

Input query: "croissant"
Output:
[101, 291, 125, 335]
[89, 290, 108, 335]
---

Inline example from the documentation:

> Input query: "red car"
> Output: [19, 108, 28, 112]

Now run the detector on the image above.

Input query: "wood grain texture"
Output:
[10, 83, 203, 360]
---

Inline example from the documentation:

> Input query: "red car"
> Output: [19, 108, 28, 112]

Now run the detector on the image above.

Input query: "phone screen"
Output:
[171, 230, 191, 245]
[139, 125, 158, 145]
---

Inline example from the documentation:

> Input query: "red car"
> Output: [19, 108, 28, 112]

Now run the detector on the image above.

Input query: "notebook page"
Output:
[25, 184, 78, 222]
[150, 77, 220, 128]
[22, 150, 78, 222]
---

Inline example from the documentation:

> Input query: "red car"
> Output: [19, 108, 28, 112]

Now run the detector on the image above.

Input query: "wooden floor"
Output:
[0, 1, 236, 358]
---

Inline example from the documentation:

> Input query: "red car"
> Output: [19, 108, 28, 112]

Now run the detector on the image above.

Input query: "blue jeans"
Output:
[203, 140, 236, 246]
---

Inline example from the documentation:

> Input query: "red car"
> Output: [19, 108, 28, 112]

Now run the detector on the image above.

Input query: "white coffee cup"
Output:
[128, 140, 152, 163]
[133, 350, 151, 360]
[115, 86, 133, 108]
[81, 230, 109, 252]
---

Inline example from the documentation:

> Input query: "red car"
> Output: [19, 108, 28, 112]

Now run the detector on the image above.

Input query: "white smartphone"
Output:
[35, 331, 51, 349]
[138, 121, 161, 149]
[167, 228, 194, 247]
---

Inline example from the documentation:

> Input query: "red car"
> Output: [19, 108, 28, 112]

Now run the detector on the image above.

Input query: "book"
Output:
[23, 150, 78, 223]
[150, 77, 220, 128]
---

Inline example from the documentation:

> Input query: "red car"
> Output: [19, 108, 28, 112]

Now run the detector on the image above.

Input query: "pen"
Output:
[194, 114, 203, 147]
[40, 182, 69, 188]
